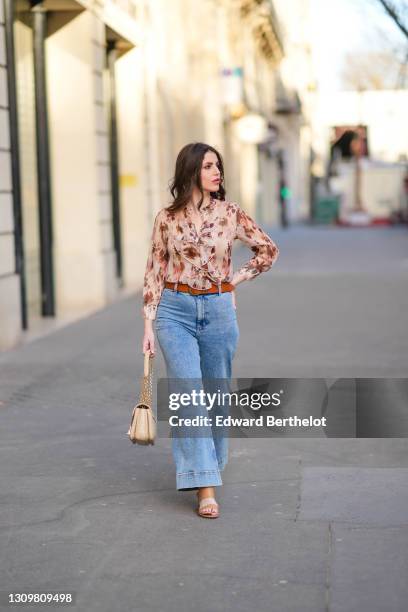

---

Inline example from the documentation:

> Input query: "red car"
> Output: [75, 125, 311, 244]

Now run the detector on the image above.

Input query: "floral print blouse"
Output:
[142, 197, 280, 320]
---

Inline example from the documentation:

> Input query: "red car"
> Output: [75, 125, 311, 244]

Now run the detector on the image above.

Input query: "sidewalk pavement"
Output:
[0, 224, 408, 612]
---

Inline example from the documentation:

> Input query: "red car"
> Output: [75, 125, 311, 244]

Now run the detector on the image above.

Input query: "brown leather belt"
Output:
[165, 280, 234, 295]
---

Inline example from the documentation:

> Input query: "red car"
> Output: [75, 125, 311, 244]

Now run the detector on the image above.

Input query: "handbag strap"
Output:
[139, 351, 154, 406]
[143, 351, 154, 377]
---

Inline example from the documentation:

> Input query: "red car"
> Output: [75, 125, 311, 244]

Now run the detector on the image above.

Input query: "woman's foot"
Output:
[196, 487, 219, 518]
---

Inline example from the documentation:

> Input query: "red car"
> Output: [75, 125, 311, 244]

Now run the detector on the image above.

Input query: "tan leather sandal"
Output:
[196, 491, 219, 519]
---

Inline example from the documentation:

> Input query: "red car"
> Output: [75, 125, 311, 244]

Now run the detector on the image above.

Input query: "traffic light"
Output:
[280, 186, 292, 200]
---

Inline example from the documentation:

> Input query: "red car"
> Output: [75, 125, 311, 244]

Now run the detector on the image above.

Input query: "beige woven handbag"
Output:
[127, 351, 157, 445]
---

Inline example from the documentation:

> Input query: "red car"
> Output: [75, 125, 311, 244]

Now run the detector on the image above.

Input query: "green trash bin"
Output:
[313, 195, 340, 224]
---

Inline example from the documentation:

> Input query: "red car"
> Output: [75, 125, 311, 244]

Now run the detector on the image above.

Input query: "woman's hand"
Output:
[231, 270, 250, 288]
[230, 271, 251, 310]
[142, 319, 156, 355]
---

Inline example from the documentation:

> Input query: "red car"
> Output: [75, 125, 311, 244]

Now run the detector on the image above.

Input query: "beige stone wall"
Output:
[46, 10, 106, 316]
[115, 40, 147, 289]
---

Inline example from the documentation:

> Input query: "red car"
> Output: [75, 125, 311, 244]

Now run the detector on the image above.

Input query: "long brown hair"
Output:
[167, 142, 226, 213]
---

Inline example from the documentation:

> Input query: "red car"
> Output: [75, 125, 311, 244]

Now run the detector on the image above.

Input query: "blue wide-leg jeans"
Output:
[155, 287, 239, 490]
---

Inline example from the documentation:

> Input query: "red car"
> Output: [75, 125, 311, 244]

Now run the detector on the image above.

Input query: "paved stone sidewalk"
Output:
[0, 224, 408, 611]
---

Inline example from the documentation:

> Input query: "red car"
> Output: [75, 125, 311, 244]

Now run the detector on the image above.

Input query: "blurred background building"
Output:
[1, 0, 145, 349]
[305, 0, 408, 226]
[1, 0, 299, 349]
[1, 0, 407, 349]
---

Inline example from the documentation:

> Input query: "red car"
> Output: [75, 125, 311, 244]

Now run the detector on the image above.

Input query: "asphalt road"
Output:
[1, 223, 408, 612]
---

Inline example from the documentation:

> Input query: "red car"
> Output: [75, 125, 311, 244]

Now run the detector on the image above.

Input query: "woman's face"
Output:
[200, 151, 221, 193]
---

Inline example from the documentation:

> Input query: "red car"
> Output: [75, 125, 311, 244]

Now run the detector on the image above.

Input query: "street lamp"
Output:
[235, 113, 268, 144]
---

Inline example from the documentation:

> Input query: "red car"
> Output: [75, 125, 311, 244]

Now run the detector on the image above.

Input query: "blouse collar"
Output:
[185, 195, 216, 215]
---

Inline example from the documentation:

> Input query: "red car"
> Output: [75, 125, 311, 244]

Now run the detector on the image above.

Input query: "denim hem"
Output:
[176, 468, 223, 491]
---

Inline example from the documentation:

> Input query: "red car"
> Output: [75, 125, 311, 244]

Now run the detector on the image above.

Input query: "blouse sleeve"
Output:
[234, 204, 279, 281]
[142, 209, 169, 320]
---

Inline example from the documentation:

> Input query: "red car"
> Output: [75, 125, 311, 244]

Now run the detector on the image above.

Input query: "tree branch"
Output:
[376, 0, 408, 39]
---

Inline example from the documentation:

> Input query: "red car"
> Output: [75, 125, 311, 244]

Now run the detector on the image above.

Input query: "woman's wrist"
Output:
[231, 271, 248, 287]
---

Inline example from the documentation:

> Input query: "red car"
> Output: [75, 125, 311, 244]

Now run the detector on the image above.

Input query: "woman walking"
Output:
[142, 142, 279, 518]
